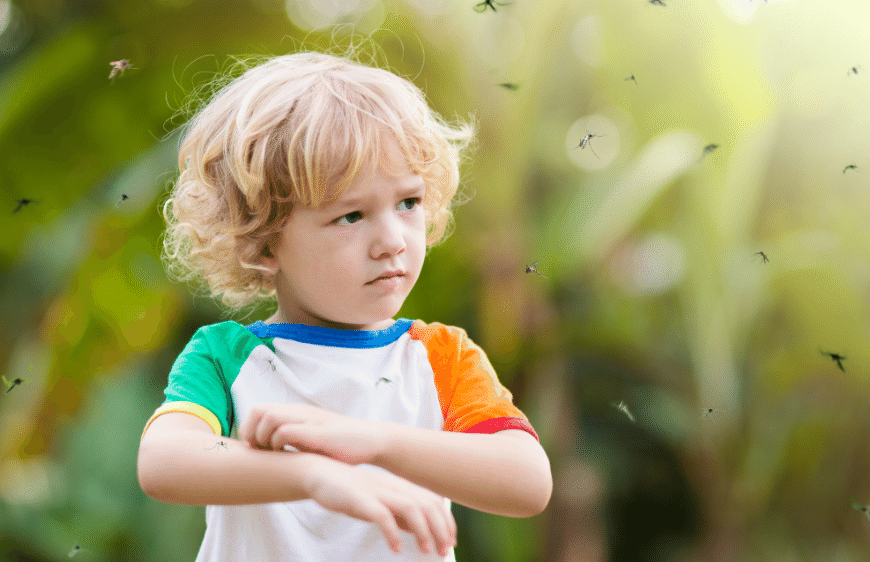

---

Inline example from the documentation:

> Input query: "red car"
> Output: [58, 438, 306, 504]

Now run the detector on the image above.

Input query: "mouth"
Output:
[367, 271, 405, 284]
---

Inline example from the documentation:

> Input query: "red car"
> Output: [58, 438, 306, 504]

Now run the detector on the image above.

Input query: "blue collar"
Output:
[244, 318, 414, 348]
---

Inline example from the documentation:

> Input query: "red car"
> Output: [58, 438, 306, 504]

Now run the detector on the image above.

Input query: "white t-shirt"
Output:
[142, 318, 539, 562]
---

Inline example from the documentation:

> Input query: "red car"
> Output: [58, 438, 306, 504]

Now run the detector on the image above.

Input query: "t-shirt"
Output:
[142, 318, 539, 562]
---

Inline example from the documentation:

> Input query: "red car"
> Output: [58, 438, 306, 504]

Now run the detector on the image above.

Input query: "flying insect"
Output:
[525, 261, 546, 277]
[697, 144, 719, 163]
[611, 400, 636, 422]
[575, 132, 605, 158]
[108, 59, 134, 81]
[12, 198, 38, 214]
[474, 0, 511, 12]
[820, 349, 847, 372]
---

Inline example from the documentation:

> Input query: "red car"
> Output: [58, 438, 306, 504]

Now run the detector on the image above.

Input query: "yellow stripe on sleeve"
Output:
[140, 401, 223, 441]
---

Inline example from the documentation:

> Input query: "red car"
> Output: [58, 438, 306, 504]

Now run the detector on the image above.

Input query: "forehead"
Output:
[321, 137, 423, 203]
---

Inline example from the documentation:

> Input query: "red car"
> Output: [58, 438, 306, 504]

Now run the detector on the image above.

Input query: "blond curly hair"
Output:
[160, 50, 477, 318]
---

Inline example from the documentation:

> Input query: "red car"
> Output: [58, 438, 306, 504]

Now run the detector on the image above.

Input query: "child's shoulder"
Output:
[188, 320, 260, 339]
[408, 319, 474, 346]
[180, 320, 273, 354]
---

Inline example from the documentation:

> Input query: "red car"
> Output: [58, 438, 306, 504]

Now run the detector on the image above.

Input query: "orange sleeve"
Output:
[409, 320, 539, 441]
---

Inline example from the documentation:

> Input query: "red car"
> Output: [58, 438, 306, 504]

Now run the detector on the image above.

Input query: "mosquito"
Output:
[116, 194, 129, 207]
[697, 144, 719, 163]
[12, 198, 38, 214]
[650, 0, 666, 6]
[611, 400, 636, 422]
[702, 408, 715, 418]
[848, 66, 861, 76]
[820, 349, 846, 372]
[843, 164, 858, 174]
[525, 261, 546, 277]
[625, 74, 638, 85]
[498, 82, 521, 91]
[754, 251, 769, 263]
[68, 544, 91, 558]
[852, 498, 870, 520]
[575, 132, 605, 158]
[3, 365, 32, 394]
[204, 440, 229, 451]
[376, 377, 393, 386]
[108, 59, 134, 81]
[474, 0, 511, 12]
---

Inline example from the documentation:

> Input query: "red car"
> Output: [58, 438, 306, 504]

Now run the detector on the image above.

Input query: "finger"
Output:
[430, 497, 457, 555]
[420, 496, 455, 556]
[271, 424, 309, 452]
[238, 407, 264, 444]
[369, 505, 403, 554]
[254, 412, 286, 448]
[396, 501, 435, 554]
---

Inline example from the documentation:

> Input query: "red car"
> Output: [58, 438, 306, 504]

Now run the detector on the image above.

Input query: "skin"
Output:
[260, 135, 427, 331]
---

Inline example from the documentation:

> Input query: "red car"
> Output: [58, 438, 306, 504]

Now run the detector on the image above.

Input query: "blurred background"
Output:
[3, 0, 870, 560]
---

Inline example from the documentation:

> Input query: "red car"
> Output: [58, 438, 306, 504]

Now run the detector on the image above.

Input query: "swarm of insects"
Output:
[474, 0, 511, 12]
[108, 59, 133, 81]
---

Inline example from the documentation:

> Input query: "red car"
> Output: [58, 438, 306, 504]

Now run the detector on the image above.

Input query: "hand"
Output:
[304, 460, 458, 557]
[238, 403, 387, 466]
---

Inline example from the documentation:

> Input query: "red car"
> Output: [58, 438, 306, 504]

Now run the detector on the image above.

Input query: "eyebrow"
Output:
[329, 182, 427, 212]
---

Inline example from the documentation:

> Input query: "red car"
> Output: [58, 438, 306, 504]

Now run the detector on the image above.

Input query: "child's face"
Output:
[262, 136, 427, 331]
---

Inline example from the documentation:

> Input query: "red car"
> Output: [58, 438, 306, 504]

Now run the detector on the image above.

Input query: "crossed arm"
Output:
[375, 425, 551, 517]
[140, 405, 553, 518]
[238, 403, 553, 518]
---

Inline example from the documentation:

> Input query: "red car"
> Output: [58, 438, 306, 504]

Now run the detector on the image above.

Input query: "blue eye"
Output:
[399, 197, 421, 211]
[335, 211, 362, 225]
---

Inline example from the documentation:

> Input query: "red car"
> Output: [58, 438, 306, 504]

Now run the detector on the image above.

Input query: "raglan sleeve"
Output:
[140, 326, 234, 440]
[414, 321, 540, 441]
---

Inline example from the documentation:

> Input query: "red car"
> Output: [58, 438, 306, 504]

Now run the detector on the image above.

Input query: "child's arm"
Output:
[138, 412, 458, 556]
[372, 426, 552, 518]
[239, 403, 552, 518]
[137, 412, 329, 505]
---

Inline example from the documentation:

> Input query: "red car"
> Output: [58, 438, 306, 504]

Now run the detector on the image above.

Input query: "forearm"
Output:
[137, 430, 328, 506]
[374, 425, 552, 518]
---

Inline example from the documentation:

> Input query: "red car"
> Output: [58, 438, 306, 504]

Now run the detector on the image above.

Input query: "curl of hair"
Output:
[160, 49, 477, 317]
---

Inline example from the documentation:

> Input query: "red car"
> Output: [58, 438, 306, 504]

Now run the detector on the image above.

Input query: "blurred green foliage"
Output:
[3, 0, 870, 561]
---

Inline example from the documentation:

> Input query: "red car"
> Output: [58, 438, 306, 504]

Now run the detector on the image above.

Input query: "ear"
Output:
[261, 256, 279, 276]
[260, 233, 283, 276]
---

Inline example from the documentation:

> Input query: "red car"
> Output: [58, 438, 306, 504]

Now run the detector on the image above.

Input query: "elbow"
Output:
[525, 465, 553, 517]
[522, 449, 553, 517]
[137, 446, 168, 502]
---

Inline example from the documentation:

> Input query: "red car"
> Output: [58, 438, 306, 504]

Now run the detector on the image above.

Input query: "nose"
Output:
[370, 213, 406, 258]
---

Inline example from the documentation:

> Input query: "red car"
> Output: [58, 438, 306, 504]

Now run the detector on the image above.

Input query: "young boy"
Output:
[137, 50, 552, 562]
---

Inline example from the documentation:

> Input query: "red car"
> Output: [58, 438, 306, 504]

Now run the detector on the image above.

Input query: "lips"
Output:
[367, 271, 404, 284]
